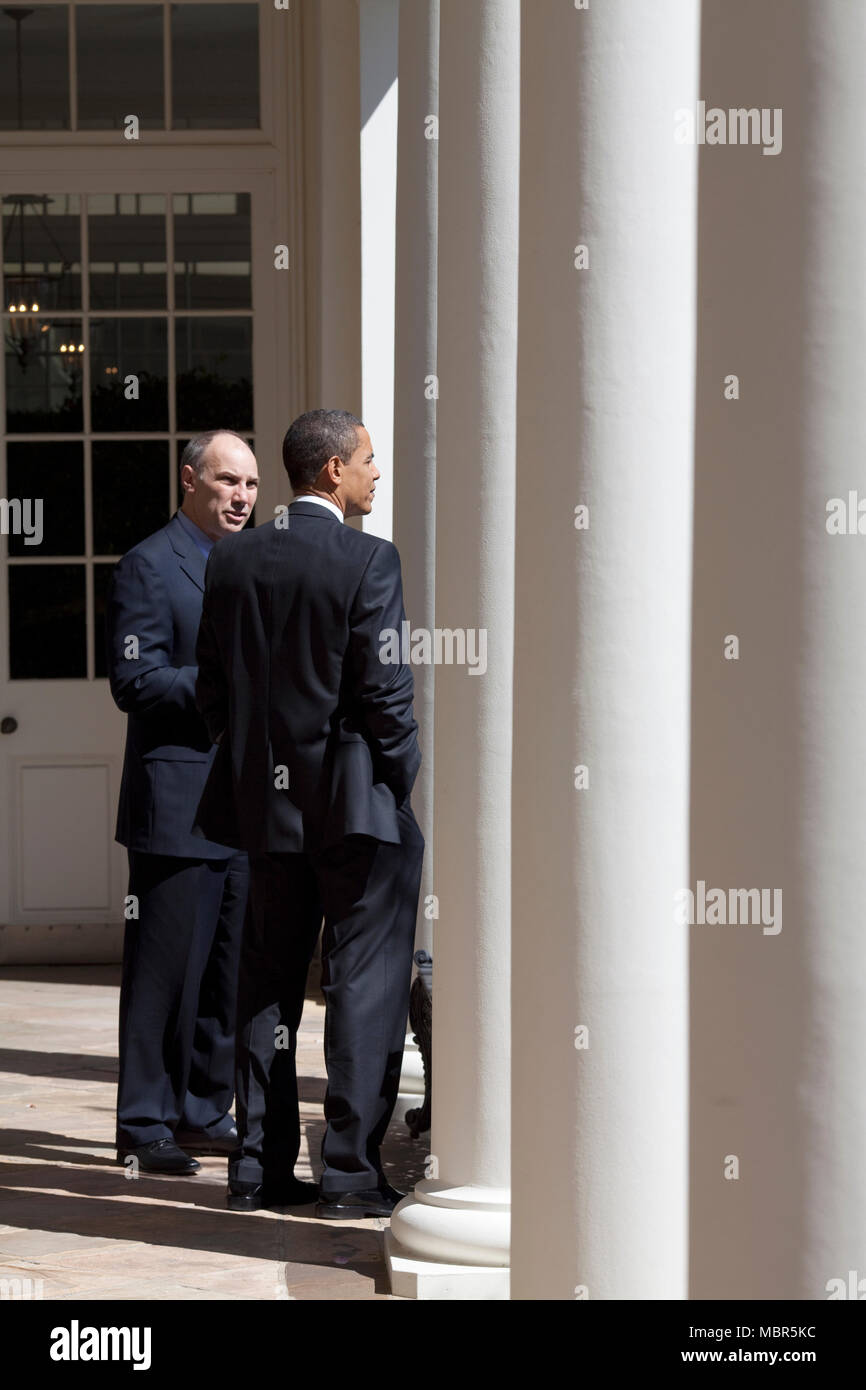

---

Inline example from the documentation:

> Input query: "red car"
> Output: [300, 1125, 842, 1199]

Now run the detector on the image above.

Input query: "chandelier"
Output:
[3, 194, 74, 371]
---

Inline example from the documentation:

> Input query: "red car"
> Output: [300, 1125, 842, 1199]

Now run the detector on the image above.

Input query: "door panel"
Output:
[17, 759, 117, 911]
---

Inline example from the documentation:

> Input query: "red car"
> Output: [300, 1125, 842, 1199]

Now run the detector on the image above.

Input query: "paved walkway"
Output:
[0, 965, 428, 1300]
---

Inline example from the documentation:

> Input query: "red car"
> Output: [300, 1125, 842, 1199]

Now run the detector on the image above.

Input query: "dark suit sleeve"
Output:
[195, 551, 228, 744]
[348, 540, 421, 805]
[106, 549, 198, 715]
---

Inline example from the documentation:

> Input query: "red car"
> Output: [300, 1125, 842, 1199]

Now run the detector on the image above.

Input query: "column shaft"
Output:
[393, 0, 439, 953]
[511, 0, 699, 1299]
[692, 0, 866, 1297]
[387, 0, 519, 1299]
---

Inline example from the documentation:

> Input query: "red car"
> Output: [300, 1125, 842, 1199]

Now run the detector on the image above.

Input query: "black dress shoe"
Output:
[226, 1177, 320, 1212]
[116, 1139, 200, 1174]
[315, 1185, 405, 1220]
[174, 1124, 239, 1156]
[376, 1179, 406, 1205]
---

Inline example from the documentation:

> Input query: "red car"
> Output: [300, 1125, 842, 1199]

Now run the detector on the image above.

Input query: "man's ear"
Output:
[324, 454, 343, 486]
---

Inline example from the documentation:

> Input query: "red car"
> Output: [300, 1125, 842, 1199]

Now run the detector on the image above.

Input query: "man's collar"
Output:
[176, 507, 216, 554]
[290, 493, 344, 523]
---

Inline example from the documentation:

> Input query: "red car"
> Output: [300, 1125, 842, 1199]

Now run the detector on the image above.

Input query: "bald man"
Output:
[106, 431, 257, 1175]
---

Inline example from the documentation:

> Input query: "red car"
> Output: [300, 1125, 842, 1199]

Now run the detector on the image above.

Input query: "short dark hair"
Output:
[281, 409, 363, 493]
[180, 430, 249, 478]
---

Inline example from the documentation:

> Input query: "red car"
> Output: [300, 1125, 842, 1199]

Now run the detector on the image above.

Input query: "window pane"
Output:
[6, 442, 84, 558]
[174, 194, 251, 309]
[3, 194, 82, 312]
[0, 7, 69, 130]
[93, 441, 170, 554]
[175, 318, 253, 431]
[171, 5, 259, 129]
[9, 564, 86, 679]
[89, 195, 167, 310]
[94, 562, 117, 679]
[5, 318, 84, 433]
[90, 319, 168, 431]
[77, 6, 164, 131]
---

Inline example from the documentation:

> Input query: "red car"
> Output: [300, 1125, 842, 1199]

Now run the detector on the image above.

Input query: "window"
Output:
[0, 2, 260, 133]
[2, 191, 254, 679]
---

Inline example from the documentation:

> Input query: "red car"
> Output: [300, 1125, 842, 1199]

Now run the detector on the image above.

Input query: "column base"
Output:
[385, 1179, 510, 1299]
[385, 1229, 510, 1300]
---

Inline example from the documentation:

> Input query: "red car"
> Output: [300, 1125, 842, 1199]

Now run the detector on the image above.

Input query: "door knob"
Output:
[1, 716, 18, 734]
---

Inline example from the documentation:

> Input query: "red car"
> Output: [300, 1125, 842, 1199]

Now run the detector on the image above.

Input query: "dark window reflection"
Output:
[0, 7, 69, 130]
[94, 562, 118, 679]
[93, 440, 170, 554]
[90, 318, 168, 431]
[89, 194, 167, 310]
[9, 564, 86, 679]
[171, 5, 259, 129]
[6, 442, 84, 557]
[174, 194, 251, 309]
[3, 194, 82, 311]
[175, 318, 253, 431]
[5, 318, 84, 432]
[77, 5, 164, 130]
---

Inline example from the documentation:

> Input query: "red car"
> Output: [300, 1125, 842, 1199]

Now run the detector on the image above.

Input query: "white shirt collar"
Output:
[291, 493, 344, 523]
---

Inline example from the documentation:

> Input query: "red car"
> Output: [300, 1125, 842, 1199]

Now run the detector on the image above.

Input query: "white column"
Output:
[691, 0, 866, 1297]
[386, 0, 519, 1300]
[359, 0, 399, 540]
[393, 0, 438, 951]
[301, 0, 362, 413]
[391, 0, 439, 1123]
[510, 0, 698, 1299]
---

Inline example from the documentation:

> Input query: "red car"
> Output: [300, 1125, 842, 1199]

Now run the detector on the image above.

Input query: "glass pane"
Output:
[93, 441, 170, 554]
[9, 564, 86, 679]
[89, 194, 167, 310]
[0, 7, 69, 130]
[175, 318, 253, 431]
[174, 194, 251, 309]
[5, 318, 84, 433]
[3, 194, 82, 312]
[90, 319, 168, 431]
[171, 5, 259, 129]
[77, 6, 164, 131]
[6, 442, 84, 558]
[94, 562, 117, 679]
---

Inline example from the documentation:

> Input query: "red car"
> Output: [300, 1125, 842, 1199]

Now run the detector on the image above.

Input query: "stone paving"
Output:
[0, 964, 428, 1301]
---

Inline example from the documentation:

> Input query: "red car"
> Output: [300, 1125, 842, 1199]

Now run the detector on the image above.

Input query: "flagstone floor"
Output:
[0, 964, 428, 1301]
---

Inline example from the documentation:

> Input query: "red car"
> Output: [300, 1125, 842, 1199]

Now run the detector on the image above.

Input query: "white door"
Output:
[0, 2, 295, 961]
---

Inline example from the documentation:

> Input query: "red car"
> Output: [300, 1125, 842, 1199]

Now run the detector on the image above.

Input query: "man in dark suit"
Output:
[194, 408, 424, 1217]
[106, 430, 256, 1174]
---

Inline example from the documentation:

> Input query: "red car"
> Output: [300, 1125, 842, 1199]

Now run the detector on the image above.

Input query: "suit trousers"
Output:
[230, 802, 424, 1192]
[116, 850, 249, 1148]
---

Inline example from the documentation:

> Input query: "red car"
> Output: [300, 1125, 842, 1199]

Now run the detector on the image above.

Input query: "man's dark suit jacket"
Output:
[193, 500, 421, 853]
[106, 512, 231, 859]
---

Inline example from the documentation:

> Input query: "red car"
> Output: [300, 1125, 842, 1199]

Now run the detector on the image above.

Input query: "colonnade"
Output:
[377, 0, 866, 1299]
